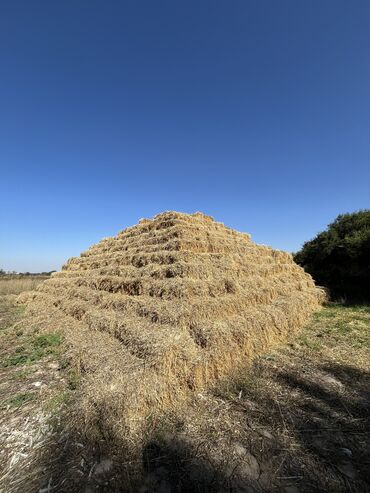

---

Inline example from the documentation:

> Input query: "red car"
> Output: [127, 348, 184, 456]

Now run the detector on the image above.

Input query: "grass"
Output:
[295, 303, 370, 352]
[2, 332, 62, 367]
[2, 392, 35, 409]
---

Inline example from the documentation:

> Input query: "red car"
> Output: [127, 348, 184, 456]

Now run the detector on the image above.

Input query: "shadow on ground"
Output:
[10, 356, 367, 493]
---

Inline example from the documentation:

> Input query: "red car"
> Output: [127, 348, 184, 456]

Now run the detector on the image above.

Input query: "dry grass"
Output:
[20, 211, 325, 449]
[0, 277, 48, 296]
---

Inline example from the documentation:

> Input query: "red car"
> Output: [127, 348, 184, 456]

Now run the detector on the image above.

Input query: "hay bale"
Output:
[22, 211, 325, 443]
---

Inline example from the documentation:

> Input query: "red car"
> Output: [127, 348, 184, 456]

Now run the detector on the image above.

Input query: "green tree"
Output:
[294, 210, 370, 301]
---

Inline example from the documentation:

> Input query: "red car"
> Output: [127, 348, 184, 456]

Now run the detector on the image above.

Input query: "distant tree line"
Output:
[0, 270, 55, 277]
[294, 210, 370, 302]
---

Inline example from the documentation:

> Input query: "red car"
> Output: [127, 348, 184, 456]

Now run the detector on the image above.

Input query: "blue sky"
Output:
[1, 1, 369, 272]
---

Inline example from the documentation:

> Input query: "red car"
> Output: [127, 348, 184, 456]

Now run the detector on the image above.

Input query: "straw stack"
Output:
[21, 212, 325, 442]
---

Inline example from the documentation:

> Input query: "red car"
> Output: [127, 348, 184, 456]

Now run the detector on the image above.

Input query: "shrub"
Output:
[294, 210, 370, 301]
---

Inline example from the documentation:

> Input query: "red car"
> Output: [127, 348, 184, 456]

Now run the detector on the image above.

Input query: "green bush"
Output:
[294, 210, 370, 302]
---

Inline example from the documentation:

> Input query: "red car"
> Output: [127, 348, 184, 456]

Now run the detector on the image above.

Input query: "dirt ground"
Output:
[0, 294, 369, 492]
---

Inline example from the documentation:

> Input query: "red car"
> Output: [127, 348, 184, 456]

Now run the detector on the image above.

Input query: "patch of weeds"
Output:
[2, 332, 62, 367]
[3, 392, 35, 409]
[33, 333, 62, 348]
[4, 353, 29, 367]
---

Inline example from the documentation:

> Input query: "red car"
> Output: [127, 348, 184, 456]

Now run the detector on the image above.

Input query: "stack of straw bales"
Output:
[21, 212, 325, 443]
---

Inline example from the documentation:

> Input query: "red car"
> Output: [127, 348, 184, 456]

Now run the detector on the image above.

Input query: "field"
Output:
[0, 290, 369, 492]
[0, 276, 49, 296]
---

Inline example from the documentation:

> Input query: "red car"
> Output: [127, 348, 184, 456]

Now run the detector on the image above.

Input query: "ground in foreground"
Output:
[0, 294, 369, 492]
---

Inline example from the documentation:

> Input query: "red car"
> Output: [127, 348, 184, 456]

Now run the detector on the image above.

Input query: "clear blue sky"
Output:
[1, 1, 369, 272]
